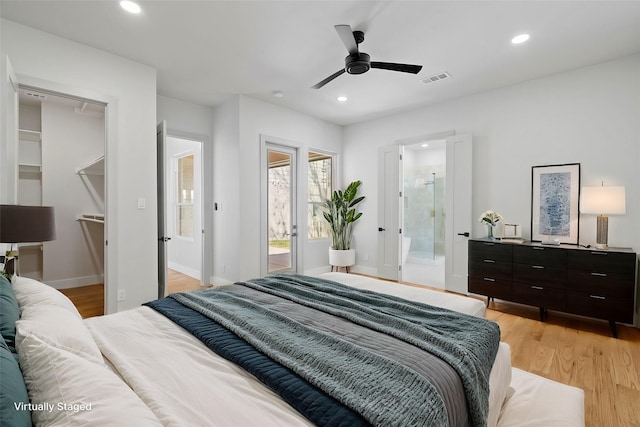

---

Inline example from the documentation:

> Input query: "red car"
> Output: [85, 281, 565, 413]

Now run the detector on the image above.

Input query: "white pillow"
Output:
[18, 334, 162, 427]
[11, 276, 81, 319]
[16, 305, 103, 365]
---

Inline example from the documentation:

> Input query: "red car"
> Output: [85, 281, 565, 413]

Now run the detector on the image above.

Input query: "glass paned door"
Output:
[267, 146, 297, 273]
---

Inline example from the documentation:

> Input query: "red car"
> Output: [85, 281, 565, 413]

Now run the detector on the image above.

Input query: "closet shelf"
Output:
[77, 213, 105, 224]
[76, 155, 104, 175]
[18, 163, 42, 173]
[19, 129, 42, 142]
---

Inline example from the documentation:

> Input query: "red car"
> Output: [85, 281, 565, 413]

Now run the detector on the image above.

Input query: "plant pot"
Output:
[329, 248, 356, 267]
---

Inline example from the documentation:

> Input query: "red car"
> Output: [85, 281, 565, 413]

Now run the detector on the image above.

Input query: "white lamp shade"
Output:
[580, 186, 626, 215]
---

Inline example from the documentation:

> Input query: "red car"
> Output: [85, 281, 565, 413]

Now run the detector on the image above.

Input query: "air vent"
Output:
[421, 72, 451, 85]
[24, 91, 47, 100]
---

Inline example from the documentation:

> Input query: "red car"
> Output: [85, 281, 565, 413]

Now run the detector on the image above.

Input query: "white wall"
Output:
[2, 19, 157, 312]
[41, 101, 104, 289]
[210, 95, 343, 282]
[211, 96, 240, 284]
[344, 54, 640, 275]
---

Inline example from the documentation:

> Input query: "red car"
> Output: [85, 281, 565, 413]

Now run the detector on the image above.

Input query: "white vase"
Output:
[329, 248, 356, 267]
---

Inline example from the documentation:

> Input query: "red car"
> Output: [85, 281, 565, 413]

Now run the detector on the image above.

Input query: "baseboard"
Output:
[349, 265, 377, 277]
[210, 276, 234, 287]
[303, 265, 332, 276]
[46, 274, 104, 290]
[168, 261, 200, 280]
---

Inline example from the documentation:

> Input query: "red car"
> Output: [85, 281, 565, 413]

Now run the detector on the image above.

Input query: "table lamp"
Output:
[580, 184, 625, 249]
[0, 205, 56, 276]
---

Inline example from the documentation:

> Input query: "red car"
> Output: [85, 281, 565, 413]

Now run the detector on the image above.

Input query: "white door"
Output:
[157, 121, 169, 298]
[444, 134, 473, 294]
[377, 144, 401, 280]
[264, 144, 298, 274]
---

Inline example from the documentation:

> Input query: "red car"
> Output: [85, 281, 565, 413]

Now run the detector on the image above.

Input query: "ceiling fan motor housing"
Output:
[345, 52, 371, 75]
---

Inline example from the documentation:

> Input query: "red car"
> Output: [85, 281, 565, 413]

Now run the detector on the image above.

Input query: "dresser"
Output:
[468, 239, 638, 337]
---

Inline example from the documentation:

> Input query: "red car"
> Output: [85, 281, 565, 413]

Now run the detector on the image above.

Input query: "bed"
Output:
[0, 273, 585, 427]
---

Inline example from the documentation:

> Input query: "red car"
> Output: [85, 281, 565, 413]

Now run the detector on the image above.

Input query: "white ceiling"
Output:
[2, 1, 640, 126]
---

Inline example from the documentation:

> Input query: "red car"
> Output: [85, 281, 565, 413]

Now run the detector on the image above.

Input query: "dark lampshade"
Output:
[0, 205, 57, 243]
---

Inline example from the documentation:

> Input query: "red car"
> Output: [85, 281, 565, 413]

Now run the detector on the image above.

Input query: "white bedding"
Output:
[85, 273, 510, 427]
[12, 274, 585, 426]
[317, 272, 487, 318]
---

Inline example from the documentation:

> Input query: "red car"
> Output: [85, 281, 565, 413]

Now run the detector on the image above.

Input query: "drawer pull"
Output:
[483, 278, 496, 282]
[482, 242, 495, 246]
[590, 252, 607, 256]
[532, 247, 545, 251]
[483, 259, 496, 263]
[589, 295, 606, 300]
[532, 265, 545, 269]
[531, 286, 544, 290]
[591, 272, 607, 277]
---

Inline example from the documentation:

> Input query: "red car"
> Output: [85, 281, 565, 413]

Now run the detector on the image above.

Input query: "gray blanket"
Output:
[171, 274, 500, 426]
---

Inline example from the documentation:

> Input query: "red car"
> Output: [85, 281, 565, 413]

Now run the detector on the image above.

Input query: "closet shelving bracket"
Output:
[76, 155, 105, 175]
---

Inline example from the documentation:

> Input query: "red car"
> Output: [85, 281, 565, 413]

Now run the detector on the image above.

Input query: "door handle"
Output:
[378, 227, 386, 232]
[158, 237, 171, 242]
[457, 232, 470, 237]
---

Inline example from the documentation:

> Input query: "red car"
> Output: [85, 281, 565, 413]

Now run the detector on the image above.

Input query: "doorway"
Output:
[16, 85, 107, 298]
[377, 134, 472, 294]
[400, 140, 446, 288]
[166, 136, 203, 283]
[264, 143, 298, 274]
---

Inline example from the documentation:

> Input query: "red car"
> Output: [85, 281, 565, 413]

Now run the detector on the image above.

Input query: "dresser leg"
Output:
[539, 307, 546, 321]
[609, 321, 618, 338]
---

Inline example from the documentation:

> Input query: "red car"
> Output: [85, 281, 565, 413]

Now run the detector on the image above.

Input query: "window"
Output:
[177, 154, 194, 237]
[308, 151, 333, 239]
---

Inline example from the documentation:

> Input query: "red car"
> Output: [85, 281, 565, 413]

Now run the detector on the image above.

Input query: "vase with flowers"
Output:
[479, 210, 504, 241]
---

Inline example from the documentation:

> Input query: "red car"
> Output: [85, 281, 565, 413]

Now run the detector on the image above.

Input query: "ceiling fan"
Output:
[312, 25, 423, 89]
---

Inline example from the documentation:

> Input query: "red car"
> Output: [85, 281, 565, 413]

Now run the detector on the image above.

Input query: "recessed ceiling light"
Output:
[511, 34, 530, 44]
[120, 0, 141, 14]
[337, 96, 348, 102]
[272, 90, 284, 98]
[421, 143, 429, 148]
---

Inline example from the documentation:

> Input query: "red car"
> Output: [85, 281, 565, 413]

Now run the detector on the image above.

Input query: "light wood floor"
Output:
[60, 274, 640, 426]
[59, 269, 205, 319]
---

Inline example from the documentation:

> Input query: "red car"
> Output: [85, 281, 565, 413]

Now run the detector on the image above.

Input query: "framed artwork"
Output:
[531, 163, 581, 244]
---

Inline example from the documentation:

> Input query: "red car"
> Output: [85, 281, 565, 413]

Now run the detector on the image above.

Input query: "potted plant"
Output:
[322, 180, 365, 268]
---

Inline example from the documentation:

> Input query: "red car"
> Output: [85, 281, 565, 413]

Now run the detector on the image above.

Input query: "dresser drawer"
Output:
[567, 250, 636, 274]
[513, 263, 566, 288]
[513, 245, 567, 267]
[468, 276, 511, 301]
[567, 270, 634, 299]
[512, 282, 565, 310]
[566, 290, 634, 323]
[469, 259, 512, 280]
[469, 240, 512, 262]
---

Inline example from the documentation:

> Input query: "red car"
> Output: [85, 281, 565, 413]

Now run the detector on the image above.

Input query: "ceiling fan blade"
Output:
[334, 24, 359, 55]
[312, 69, 346, 89]
[371, 62, 423, 74]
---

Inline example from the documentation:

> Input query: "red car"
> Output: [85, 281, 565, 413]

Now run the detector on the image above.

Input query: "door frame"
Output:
[15, 73, 117, 313]
[259, 135, 302, 276]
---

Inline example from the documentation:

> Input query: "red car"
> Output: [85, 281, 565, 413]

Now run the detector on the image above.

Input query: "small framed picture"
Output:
[531, 163, 581, 244]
